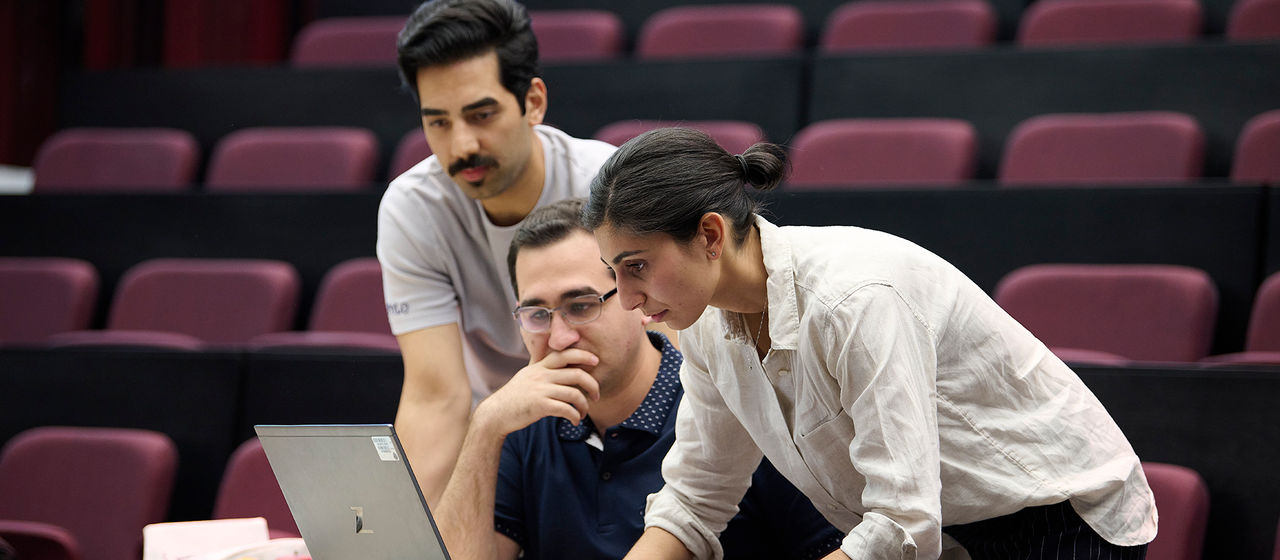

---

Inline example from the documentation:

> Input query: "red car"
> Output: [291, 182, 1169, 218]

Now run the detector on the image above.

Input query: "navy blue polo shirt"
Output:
[494, 332, 844, 560]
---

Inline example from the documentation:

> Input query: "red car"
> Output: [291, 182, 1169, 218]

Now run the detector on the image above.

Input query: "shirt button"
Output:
[779, 369, 791, 376]
[601, 472, 613, 481]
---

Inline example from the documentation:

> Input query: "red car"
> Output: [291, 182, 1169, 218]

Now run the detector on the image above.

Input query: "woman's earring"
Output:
[709, 251, 717, 258]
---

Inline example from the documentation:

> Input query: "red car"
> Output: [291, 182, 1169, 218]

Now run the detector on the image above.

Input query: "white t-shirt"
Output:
[377, 125, 616, 397]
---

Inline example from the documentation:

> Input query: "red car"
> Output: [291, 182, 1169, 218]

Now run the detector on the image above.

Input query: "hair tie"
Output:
[734, 154, 749, 179]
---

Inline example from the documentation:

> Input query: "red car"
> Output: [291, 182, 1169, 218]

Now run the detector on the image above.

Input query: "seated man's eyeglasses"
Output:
[512, 288, 618, 332]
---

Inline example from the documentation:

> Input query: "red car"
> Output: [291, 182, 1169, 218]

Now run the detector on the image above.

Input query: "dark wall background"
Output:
[0, 1, 64, 166]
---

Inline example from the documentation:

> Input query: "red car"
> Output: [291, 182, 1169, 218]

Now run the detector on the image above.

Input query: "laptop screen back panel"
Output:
[255, 425, 449, 560]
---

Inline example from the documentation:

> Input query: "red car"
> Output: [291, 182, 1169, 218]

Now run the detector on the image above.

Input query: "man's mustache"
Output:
[448, 154, 499, 176]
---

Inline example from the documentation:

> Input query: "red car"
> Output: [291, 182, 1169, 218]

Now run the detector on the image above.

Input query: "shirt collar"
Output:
[557, 331, 683, 441]
[716, 216, 800, 351]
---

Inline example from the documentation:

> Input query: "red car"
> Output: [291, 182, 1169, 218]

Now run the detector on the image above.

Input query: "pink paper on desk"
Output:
[142, 517, 269, 560]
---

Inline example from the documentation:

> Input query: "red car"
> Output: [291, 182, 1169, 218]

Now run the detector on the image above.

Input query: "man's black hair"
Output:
[397, 0, 540, 113]
[507, 198, 589, 296]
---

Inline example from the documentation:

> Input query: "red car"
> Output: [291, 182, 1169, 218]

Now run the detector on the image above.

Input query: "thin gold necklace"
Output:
[753, 308, 768, 353]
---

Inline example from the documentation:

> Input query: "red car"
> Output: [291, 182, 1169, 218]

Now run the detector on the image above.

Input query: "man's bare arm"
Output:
[434, 348, 599, 560]
[623, 528, 694, 560]
[395, 323, 473, 508]
[434, 414, 520, 560]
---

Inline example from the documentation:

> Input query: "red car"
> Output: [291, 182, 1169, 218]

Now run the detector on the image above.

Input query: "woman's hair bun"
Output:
[738, 142, 788, 191]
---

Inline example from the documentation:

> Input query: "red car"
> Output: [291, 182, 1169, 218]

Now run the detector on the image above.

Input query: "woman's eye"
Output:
[626, 262, 645, 275]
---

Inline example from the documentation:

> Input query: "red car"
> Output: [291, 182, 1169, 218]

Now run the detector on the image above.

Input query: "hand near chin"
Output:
[472, 347, 602, 438]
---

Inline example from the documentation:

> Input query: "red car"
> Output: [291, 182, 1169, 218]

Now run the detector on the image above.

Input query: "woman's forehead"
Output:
[595, 224, 677, 257]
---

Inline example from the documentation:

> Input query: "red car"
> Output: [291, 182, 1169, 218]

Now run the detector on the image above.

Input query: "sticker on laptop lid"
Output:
[371, 436, 399, 462]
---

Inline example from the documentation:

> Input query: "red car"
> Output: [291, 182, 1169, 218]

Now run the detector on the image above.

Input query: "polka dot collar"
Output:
[557, 331, 682, 441]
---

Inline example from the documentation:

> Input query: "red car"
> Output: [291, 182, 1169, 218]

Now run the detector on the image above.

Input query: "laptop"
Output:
[254, 424, 451, 560]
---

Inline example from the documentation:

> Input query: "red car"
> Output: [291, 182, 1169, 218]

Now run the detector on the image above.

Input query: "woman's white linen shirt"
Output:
[643, 217, 1157, 560]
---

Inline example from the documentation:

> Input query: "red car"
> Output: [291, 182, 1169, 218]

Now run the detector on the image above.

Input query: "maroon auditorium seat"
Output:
[205, 127, 379, 192]
[290, 16, 406, 68]
[1240, 273, 1280, 355]
[994, 264, 1218, 363]
[45, 330, 206, 351]
[1045, 348, 1132, 366]
[213, 439, 300, 539]
[593, 120, 765, 154]
[530, 10, 623, 62]
[51, 258, 300, 349]
[0, 519, 80, 560]
[1202, 271, 1280, 365]
[249, 258, 398, 352]
[821, 0, 996, 52]
[1142, 462, 1209, 560]
[999, 111, 1204, 186]
[1275, 518, 1280, 560]
[32, 128, 199, 193]
[390, 130, 433, 179]
[0, 258, 98, 347]
[636, 5, 803, 59]
[787, 118, 977, 189]
[1231, 109, 1280, 185]
[302, 258, 389, 334]
[1227, 0, 1280, 40]
[0, 427, 177, 560]
[1018, 0, 1202, 47]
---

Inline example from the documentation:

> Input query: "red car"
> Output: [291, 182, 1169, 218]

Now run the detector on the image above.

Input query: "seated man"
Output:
[434, 198, 844, 560]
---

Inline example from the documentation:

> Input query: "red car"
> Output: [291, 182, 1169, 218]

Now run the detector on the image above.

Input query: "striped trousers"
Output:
[942, 501, 1148, 559]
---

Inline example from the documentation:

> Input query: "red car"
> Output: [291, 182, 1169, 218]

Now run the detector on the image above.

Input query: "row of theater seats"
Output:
[0, 257, 395, 352]
[4, 256, 1280, 365]
[27, 109, 1280, 193]
[0, 426, 298, 560]
[290, 0, 1280, 67]
[0, 424, 1222, 560]
[33, 127, 384, 193]
[603, 113, 1280, 186]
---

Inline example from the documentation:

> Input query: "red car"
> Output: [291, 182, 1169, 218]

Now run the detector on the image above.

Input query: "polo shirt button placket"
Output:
[601, 471, 613, 481]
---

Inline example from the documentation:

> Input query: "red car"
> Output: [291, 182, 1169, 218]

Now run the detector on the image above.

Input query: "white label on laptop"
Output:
[371, 436, 399, 461]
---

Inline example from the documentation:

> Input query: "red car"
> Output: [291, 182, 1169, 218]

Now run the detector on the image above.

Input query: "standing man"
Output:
[433, 198, 844, 560]
[377, 0, 616, 505]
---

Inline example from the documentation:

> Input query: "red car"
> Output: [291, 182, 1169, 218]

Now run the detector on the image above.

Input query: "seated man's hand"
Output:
[471, 348, 601, 438]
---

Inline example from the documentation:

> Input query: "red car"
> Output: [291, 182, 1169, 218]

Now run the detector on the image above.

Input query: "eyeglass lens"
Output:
[516, 295, 603, 331]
